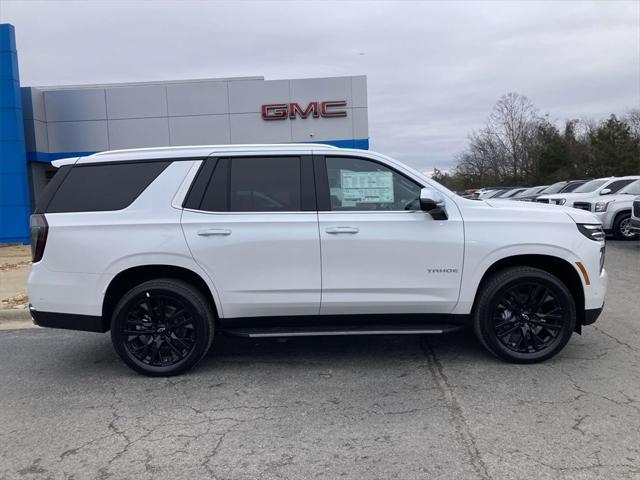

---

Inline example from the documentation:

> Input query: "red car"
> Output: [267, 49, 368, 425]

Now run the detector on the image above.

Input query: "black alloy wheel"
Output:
[474, 267, 576, 363]
[111, 279, 215, 376]
[124, 293, 196, 367]
[492, 282, 565, 354]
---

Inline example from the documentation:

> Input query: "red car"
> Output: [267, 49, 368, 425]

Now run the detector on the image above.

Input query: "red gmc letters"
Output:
[261, 101, 347, 120]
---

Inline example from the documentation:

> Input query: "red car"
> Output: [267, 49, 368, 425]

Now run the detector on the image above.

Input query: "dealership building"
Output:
[0, 23, 369, 243]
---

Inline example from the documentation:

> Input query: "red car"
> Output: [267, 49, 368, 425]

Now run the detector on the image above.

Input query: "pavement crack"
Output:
[421, 338, 492, 480]
[592, 325, 639, 353]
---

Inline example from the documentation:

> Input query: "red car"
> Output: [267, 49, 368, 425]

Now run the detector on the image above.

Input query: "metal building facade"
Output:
[0, 23, 369, 244]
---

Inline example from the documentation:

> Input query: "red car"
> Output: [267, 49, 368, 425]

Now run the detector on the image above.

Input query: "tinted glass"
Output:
[183, 159, 218, 210]
[199, 158, 229, 212]
[540, 181, 567, 194]
[515, 187, 539, 197]
[228, 157, 301, 212]
[504, 188, 526, 197]
[46, 161, 170, 213]
[560, 182, 582, 192]
[325, 156, 421, 211]
[606, 179, 636, 193]
[573, 179, 608, 193]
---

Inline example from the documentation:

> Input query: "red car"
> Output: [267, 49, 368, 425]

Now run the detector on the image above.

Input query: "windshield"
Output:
[572, 179, 608, 193]
[516, 187, 541, 197]
[540, 181, 566, 194]
[620, 180, 640, 195]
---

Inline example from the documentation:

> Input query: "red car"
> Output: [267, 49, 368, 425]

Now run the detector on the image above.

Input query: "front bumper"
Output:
[630, 218, 640, 232]
[593, 211, 614, 231]
[583, 304, 604, 325]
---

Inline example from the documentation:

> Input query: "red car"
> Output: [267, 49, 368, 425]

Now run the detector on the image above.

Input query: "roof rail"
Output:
[90, 143, 338, 157]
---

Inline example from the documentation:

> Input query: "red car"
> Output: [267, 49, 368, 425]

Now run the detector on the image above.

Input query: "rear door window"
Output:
[196, 156, 309, 212]
[45, 161, 170, 213]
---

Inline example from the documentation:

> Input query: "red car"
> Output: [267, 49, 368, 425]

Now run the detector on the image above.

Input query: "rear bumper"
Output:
[30, 306, 107, 333]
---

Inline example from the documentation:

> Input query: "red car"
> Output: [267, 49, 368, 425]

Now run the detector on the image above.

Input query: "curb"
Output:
[0, 308, 32, 323]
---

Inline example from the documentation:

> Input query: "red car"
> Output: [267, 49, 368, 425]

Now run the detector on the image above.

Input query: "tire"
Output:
[473, 267, 576, 363]
[110, 279, 215, 376]
[613, 212, 638, 241]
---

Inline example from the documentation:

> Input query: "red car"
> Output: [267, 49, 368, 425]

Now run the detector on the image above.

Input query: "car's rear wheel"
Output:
[473, 267, 576, 363]
[110, 279, 215, 376]
[613, 212, 638, 240]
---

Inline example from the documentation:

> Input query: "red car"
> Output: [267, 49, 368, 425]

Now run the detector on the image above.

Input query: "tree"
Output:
[586, 115, 639, 177]
[438, 95, 639, 192]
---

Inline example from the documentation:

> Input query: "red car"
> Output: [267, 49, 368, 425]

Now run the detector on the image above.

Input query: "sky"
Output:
[1, 0, 638, 173]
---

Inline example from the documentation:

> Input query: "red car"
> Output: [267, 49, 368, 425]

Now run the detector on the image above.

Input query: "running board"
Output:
[223, 324, 464, 338]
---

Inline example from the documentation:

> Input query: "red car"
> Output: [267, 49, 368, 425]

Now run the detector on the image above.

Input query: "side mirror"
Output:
[600, 188, 612, 195]
[420, 188, 448, 220]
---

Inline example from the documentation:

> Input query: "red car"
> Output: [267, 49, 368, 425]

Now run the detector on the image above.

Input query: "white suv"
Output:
[573, 180, 640, 240]
[28, 145, 608, 376]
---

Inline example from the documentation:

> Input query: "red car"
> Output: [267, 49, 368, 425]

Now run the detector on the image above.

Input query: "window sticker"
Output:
[340, 170, 394, 206]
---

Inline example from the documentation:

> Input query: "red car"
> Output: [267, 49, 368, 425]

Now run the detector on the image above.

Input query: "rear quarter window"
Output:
[44, 161, 171, 213]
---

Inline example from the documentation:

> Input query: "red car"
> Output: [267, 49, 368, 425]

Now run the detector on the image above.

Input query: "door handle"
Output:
[325, 227, 359, 234]
[197, 228, 232, 236]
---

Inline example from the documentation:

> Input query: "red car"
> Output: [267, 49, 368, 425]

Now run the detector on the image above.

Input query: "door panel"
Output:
[181, 155, 321, 318]
[182, 211, 321, 318]
[318, 210, 463, 314]
[316, 155, 464, 315]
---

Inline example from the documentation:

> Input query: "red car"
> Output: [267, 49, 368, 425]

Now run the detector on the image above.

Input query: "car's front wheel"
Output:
[110, 279, 215, 376]
[613, 212, 638, 241]
[473, 267, 576, 363]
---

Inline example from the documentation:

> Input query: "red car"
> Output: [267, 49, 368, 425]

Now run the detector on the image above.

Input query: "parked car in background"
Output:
[575, 180, 640, 240]
[512, 185, 548, 201]
[532, 180, 589, 203]
[475, 187, 508, 199]
[491, 187, 527, 199]
[631, 196, 640, 234]
[537, 176, 639, 207]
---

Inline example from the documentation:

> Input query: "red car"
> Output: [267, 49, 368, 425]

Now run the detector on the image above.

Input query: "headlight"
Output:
[577, 223, 605, 242]
[557, 198, 566, 205]
[594, 201, 609, 212]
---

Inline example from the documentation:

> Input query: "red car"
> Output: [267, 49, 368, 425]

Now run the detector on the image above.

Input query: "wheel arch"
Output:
[102, 265, 220, 329]
[612, 208, 632, 225]
[471, 254, 585, 333]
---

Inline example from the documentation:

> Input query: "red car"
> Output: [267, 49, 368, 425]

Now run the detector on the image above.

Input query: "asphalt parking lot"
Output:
[0, 241, 638, 480]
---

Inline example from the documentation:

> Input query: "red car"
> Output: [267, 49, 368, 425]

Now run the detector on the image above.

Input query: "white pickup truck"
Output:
[571, 180, 640, 240]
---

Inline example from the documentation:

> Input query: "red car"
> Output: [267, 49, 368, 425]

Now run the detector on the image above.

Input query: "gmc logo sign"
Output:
[261, 100, 347, 120]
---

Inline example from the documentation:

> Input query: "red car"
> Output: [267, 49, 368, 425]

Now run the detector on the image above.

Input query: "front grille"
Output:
[634, 201, 640, 218]
[573, 202, 591, 211]
[536, 198, 549, 204]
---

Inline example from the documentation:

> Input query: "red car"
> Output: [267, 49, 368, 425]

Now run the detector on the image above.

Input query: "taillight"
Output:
[30, 214, 49, 263]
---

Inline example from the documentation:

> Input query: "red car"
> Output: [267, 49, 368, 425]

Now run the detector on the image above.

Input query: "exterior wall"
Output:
[0, 24, 30, 244]
[22, 75, 368, 161]
[1, 23, 368, 244]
